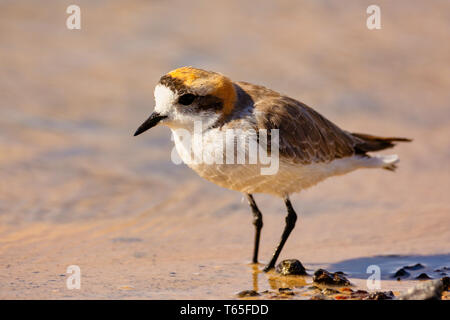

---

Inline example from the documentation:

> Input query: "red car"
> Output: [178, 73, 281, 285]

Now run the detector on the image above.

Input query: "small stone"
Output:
[236, 290, 260, 298]
[415, 273, 432, 280]
[365, 291, 395, 300]
[275, 259, 307, 276]
[392, 268, 410, 279]
[313, 269, 351, 286]
[351, 290, 369, 299]
[398, 279, 443, 300]
[278, 288, 295, 296]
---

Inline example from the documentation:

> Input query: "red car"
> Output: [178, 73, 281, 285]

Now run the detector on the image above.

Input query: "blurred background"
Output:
[0, 0, 449, 298]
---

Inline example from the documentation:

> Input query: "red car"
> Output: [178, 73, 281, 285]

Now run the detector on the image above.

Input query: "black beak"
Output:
[133, 112, 167, 136]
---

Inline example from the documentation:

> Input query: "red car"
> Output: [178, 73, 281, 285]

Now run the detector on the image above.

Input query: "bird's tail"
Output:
[352, 132, 412, 153]
[351, 132, 412, 171]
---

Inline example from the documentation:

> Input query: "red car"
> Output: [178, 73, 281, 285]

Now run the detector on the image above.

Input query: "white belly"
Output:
[189, 158, 366, 197]
[171, 128, 368, 197]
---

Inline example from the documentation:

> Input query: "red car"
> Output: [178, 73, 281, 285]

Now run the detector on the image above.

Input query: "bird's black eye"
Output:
[178, 94, 196, 105]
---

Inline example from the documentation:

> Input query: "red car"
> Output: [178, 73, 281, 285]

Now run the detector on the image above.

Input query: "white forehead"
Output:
[154, 84, 177, 114]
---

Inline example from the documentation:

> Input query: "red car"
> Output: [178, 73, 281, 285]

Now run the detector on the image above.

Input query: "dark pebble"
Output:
[365, 291, 395, 300]
[416, 273, 432, 280]
[236, 290, 260, 298]
[313, 269, 351, 286]
[278, 289, 295, 296]
[351, 290, 369, 299]
[275, 259, 307, 276]
[392, 268, 410, 279]
[404, 263, 425, 271]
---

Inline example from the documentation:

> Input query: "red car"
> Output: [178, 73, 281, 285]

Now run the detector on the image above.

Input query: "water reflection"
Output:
[249, 263, 310, 294]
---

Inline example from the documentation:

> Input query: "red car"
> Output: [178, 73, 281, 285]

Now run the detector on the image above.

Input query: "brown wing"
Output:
[236, 82, 357, 164]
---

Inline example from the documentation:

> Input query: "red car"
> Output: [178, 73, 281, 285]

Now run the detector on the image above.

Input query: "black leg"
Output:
[246, 194, 263, 263]
[263, 196, 298, 272]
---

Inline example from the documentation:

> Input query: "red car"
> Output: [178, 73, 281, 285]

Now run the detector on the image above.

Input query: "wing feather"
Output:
[235, 82, 357, 164]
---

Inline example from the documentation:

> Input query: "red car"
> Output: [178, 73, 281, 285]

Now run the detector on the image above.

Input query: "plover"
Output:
[134, 67, 411, 271]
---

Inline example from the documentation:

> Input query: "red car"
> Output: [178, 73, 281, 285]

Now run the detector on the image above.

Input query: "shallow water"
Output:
[0, 0, 449, 299]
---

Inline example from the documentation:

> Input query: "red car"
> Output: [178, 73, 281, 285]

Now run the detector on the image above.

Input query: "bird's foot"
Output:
[263, 264, 275, 272]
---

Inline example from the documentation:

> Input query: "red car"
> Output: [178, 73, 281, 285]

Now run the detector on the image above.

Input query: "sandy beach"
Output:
[0, 0, 449, 299]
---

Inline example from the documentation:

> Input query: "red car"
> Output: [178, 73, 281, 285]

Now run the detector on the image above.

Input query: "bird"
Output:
[134, 66, 411, 272]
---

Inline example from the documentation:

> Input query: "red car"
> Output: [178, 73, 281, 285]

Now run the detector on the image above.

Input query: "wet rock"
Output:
[236, 290, 260, 298]
[398, 279, 443, 300]
[350, 290, 369, 299]
[278, 288, 295, 296]
[313, 269, 351, 286]
[404, 263, 425, 271]
[275, 259, 307, 276]
[415, 273, 432, 280]
[392, 268, 410, 279]
[365, 291, 395, 300]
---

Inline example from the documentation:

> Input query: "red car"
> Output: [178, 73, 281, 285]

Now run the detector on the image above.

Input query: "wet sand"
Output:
[0, 0, 449, 299]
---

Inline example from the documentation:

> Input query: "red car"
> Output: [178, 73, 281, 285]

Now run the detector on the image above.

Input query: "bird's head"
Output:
[134, 66, 236, 136]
